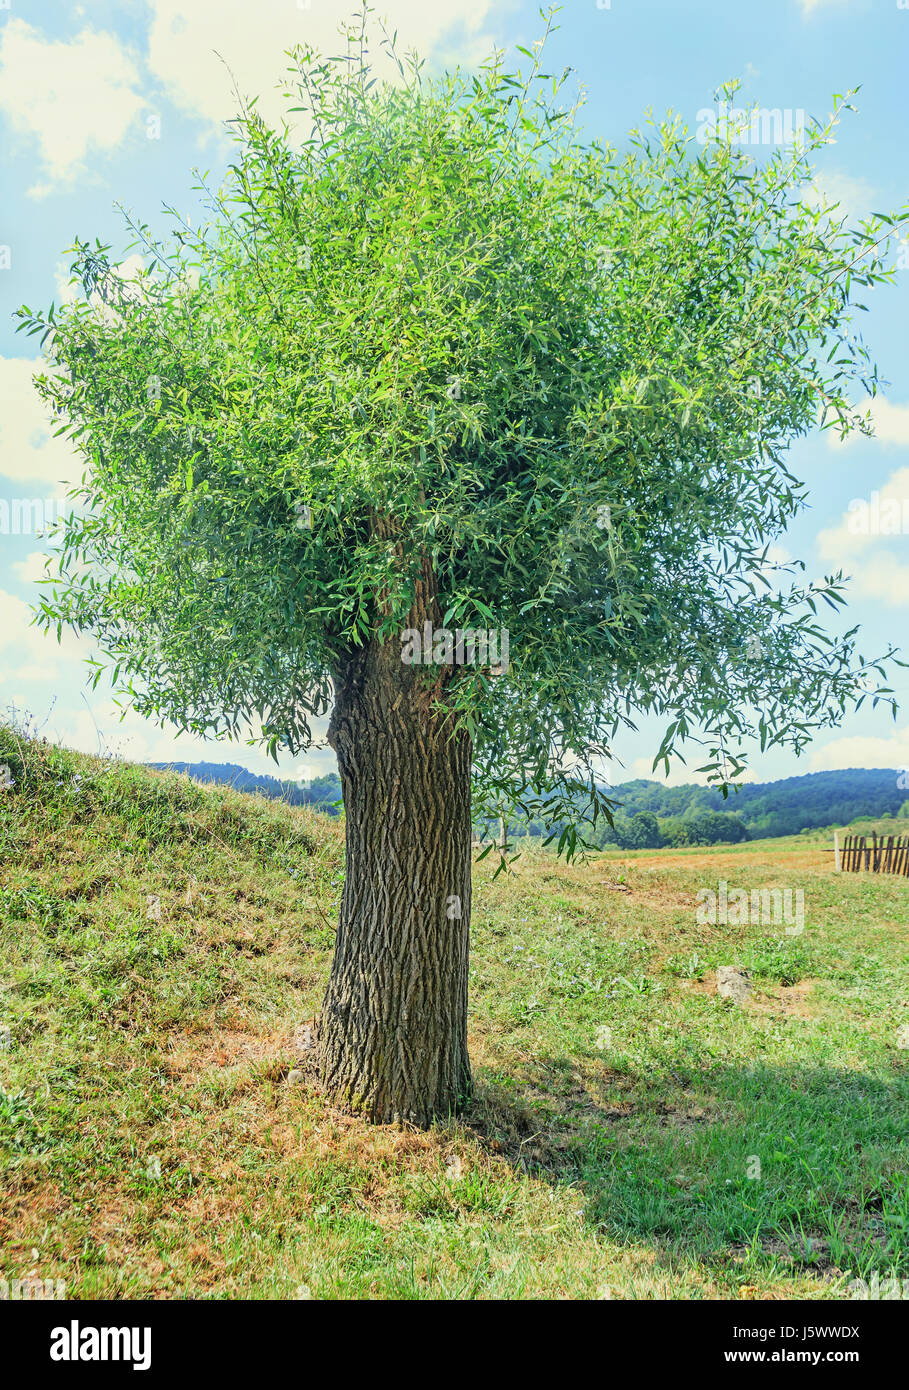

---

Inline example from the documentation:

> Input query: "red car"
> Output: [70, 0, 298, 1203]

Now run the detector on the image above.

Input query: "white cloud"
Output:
[861, 399, 909, 448]
[11, 551, 54, 584]
[0, 20, 145, 191]
[817, 465, 909, 557]
[798, 0, 855, 14]
[146, 0, 511, 132]
[0, 579, 334, 776]
[757, 543, 795, 593]
[626, 757, 759, 788]
[54, 252, 150, 326]
[627, 757, 701, 786]
[828, 398, 909, 452]
[810, 726, 909, 773]
[804, 172, 879, 226]
[0, 587, 94, 686]
[44, 701, 214, 764]
[42, 697, 335, 777]
[0, 357, 84, 488]
[829, 550, 909, 602]
[816, 465, 909, 603]
[0, 595, 226, 763]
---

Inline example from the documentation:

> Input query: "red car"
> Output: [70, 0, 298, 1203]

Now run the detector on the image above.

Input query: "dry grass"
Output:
[1, 730, 907, 1298]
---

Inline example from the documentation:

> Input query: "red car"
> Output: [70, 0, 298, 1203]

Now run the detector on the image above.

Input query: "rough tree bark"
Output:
[318, 534, 473, 1127]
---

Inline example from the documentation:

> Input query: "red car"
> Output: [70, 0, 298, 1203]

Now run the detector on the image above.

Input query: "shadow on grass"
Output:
[466, 1055, 909, 1281]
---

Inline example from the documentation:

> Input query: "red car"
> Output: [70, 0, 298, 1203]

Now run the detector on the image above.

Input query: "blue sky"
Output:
[0, 0, 907, 786]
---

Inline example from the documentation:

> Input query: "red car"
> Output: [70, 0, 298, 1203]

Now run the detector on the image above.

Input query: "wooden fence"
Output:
[838, 831, 909, 875]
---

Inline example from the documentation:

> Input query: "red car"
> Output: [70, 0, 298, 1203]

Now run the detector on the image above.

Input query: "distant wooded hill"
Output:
[147, 762, 906, 846]
[487, 767, 909, 848]
[146, 762, 342, 813]
[604, 767, 907, 842]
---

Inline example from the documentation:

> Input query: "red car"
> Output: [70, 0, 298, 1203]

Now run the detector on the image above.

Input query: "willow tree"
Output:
[21, 19, 901, 1124]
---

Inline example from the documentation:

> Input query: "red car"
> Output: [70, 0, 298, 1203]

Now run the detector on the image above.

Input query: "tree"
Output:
[621, 811, 665, 849]
[681, 809, 750, 846]
[21, 13, 903, 1124]
[660, 816, 692, 848]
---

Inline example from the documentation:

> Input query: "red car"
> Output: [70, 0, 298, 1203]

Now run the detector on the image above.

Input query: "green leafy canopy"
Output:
[18, 6, 906, 852]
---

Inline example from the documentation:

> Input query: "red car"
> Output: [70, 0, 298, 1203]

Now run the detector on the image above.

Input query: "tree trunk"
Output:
[319, 607, 473, 1126]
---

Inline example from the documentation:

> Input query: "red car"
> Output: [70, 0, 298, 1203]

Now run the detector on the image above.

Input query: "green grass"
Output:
[1, 724, 907, 1299]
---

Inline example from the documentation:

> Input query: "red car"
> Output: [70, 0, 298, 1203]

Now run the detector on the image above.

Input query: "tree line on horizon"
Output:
[149, 761, 907, 846]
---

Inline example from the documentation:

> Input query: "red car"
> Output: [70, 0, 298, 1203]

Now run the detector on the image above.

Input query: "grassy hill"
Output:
[1, 727, 908, 1299]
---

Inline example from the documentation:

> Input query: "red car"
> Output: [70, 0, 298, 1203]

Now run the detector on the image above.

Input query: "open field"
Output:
[1, 731, 908, 1299]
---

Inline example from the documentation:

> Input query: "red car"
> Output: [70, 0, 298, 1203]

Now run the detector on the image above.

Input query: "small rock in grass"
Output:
[716, 966, 752, 1005]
